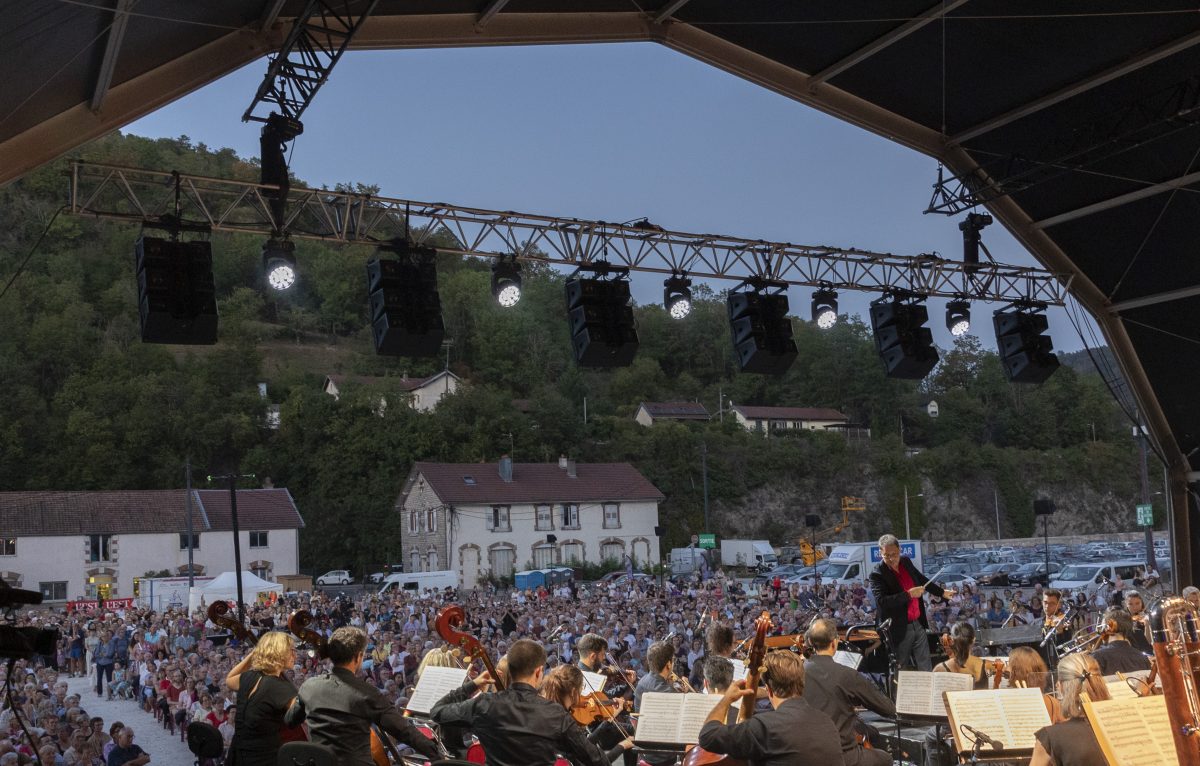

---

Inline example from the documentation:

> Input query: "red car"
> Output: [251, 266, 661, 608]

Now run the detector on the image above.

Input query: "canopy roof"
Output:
[2, 2, 1197, 579]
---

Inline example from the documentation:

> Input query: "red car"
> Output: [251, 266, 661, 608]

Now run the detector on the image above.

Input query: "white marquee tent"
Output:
[188, 570, 282, 612]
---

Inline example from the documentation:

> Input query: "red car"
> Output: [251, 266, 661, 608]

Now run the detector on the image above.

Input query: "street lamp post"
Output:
[903, 486, 923, 539]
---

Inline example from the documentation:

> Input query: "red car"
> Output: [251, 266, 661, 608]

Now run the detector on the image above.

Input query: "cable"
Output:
[51, 0, 246, 31]
[690, 9, 1200, 25]
[0, 207, 63, 305]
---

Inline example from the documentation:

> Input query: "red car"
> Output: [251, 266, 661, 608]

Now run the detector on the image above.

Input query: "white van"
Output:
[377, 570, 458, 595]
[1049, 560, 1143, 598]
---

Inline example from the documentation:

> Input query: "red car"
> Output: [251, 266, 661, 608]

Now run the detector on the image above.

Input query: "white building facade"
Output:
[323, 371, 461, 412]
[398, 458, 663, 588]
[731, 405, 849, 433]
[0, 489, 303, 604]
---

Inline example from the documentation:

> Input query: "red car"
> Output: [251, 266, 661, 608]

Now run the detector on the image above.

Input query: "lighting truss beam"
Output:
[243, 0, 380, 124]
[926, 75, 1200, 216]
[65, 160, 1067, 306]
[952, 29, 1200, 145]
[807, 0, 969, 88]
[90, 0, 135, 112]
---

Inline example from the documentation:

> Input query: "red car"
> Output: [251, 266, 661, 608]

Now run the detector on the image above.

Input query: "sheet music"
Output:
[677, 694, 723, 743]
[833, 650, 863, 669]
[580, 671, 607, 697]
[943, 688, 1049, 753]
[1083, 693, 1177, 766]
[634, 693, 721, 744]
[730, 658, 748, 682]
[895, 671, 973, 717]
[635, 693, 687, 743]
[405, 666, 469, 714]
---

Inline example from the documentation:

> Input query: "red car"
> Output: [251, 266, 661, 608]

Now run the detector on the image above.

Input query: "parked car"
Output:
[367, 572, 386, 585]
[753, 564, 809, 585]
[317, 569, 353, 586]
[1010, 561, 1063, 587]
[931, 571, 979, 590]
[977, 562, 1021, 586]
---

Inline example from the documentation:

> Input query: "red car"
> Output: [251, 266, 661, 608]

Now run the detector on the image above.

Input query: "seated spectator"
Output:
[105, 728, 148, 766]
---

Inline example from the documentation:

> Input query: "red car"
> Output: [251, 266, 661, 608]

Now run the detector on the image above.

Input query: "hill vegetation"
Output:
[0, 132, 1153, 573]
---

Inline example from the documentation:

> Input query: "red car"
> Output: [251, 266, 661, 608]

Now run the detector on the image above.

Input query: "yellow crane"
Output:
[797, 496, 867, 565]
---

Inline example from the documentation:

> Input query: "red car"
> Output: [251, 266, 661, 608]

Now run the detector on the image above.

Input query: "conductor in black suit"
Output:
[868, 534, 947, 671]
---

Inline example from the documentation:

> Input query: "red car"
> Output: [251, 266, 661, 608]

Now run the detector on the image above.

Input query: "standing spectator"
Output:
[94, 632, 116, 698]
[105, 728, 148, 766]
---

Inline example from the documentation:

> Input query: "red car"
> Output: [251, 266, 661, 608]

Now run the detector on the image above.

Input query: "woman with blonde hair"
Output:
[224, 631, 298, 766]
[1030, 653, 1109, 766]
[538, 665, 633, 759]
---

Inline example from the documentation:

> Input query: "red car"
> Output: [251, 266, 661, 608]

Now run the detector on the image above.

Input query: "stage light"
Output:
[946, 300, 971, 337]
[811, 288, 838, 329]
[663, 274, 692, 319]
[994, 305, 1059, 383]
[262, 238, 297, 291]
[727, 279, 797, 375]
[959, 212, 992, 271]
[870, 293, 939, 380]
[565, 262, 638, 367]
[491, 256, 522, 307]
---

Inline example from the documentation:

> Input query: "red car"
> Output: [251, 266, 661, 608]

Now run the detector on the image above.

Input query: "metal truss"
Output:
[927, 75, 1200, 216]
[66, 161, 1068, 306]
[243, 0, 379, 124]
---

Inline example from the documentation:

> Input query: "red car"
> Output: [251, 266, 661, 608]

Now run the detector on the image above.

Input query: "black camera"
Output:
[0, 626, 59, 660]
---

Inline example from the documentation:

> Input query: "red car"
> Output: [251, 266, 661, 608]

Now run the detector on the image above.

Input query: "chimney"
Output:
[499, 455, 513, 483]
[566, 459, 577, 478]
[558, 455, 568, 469]
[262, 476, 274, 489]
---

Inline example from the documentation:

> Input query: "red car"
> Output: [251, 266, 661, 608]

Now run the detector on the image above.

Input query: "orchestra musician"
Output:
[868, 534, 948, 671]
[430, 638, 620, 766]
[697, 650, 843, 766]
[701, 656, 739, 725]
[1040, 589, 1074, 665]
[801, 618, 893, 766]
[575, 632, 635, 764]
[1119, 591, 1152, 654]
[224, 631, 298, 766]
[538, 665, 634, 762]
[1030, 653, 1110, 766]
[933, 622, 989, 689]
[284, 627, 440, 766]
[1090, 608, 1152, 675]
[632, 641, 678, 766]
[1007, 647, 1062, 722]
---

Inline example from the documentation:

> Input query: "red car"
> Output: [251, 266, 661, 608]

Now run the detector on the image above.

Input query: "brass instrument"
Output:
[670, 670, 697, 693]
[1056, 618, 1116, 656]
[1148, 596, 1200, 762]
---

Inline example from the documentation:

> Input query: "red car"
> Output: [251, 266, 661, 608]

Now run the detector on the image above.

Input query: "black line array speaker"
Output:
[1034, 499, 1056, 516]
[565, 275, 638, 367]
[135, 236, 218, 345]
[727, 290, 797, 375]
[870, 298, 939, 380]
[366, 255, 445, 357]
[994, 310, 1060, 384]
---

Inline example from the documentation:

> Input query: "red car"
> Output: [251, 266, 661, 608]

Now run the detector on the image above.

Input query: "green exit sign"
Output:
[1136, 504, 1153, 526]
[698, 533, 716, 549]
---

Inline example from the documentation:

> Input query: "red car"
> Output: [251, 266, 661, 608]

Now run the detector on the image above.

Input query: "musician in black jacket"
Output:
[284, 627, 440, 766]
[698, 650, 843, 766]
[1091, 608, 1152, 675]
[802, 619, 893, 766]
[430, 639, 616, 766]
[868, 534, 947, 671]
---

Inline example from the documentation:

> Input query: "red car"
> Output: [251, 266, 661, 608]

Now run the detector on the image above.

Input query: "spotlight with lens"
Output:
[491, 256, 522, 307]
[811, 288, 839, 329]
[262, 237, 297, 291]
[663, 273, 692, 319]
[946, 299, 971, 337]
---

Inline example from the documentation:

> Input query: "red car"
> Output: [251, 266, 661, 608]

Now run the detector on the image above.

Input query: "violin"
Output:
[208, 601, 259, 645]
[287, 611, 398, 766]
[570, 692, 629, 726]
[435, 605, 505, 690]
[990, 659, 1006, 690]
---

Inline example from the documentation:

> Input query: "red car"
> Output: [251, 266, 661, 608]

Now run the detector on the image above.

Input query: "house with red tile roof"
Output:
[322, 370, 460, 412]
[0, 488, 303, 604]
[397, 457, 663, 588]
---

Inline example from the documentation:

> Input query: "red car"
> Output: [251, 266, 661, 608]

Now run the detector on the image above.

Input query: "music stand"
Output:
[876, 622, 905, 765]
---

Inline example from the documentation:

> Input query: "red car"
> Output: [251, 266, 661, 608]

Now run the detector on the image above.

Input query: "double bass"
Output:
[287, 610, 400, 766]
[682, 611, 772, 766]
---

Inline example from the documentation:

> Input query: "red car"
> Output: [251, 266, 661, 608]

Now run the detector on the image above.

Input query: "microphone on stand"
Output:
[961, 723, 1003, 750]
[546, 623, 567, 642]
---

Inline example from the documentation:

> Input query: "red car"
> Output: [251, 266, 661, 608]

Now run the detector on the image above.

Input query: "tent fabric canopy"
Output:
[189, 570, 281, 612]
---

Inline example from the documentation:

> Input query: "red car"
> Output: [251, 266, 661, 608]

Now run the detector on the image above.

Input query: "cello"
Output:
[287, 610, 399, 766]
[682, 611, 772, 766]
[434, 605, 506, 690]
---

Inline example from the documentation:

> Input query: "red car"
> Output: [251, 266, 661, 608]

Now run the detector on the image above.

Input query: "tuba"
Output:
[1148, 596, 1200, 762]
